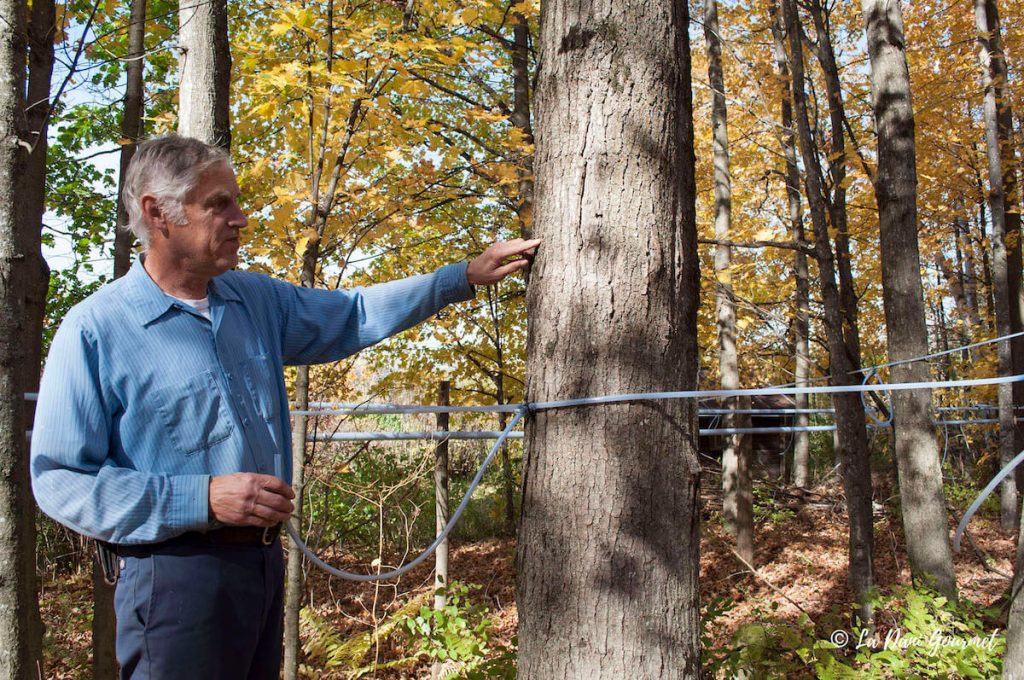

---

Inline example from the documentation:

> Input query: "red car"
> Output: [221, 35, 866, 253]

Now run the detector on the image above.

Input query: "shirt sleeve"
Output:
[30, 318, 210, 545]
[274, 261, 476, 366]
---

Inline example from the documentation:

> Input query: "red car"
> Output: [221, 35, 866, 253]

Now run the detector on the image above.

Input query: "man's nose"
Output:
[229, 202, 248, 230]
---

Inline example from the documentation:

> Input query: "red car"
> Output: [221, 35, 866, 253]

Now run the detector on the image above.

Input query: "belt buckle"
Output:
[261, 526, 275, 546]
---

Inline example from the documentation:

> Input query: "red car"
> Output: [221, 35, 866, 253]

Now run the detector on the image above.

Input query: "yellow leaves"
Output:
[396, 79, 431, 97]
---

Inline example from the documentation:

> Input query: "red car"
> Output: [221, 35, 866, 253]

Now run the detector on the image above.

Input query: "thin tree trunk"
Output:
[769, 0, 810, 489]
[860, 0, 957, 601]
[283, 362, 309, 680]
[704, 0, 750, 562]
[783, 0, 875, 626]
[517, 1, 701, 676]
[177, 0, 231, 146]
[114, 0, 146, 278]
[510, 10, 534, 241]
[0, 0, 44, 675]
[431, 381, 449, 680]
[975, 0, 1021, 530]
[808, 0, 861, 371]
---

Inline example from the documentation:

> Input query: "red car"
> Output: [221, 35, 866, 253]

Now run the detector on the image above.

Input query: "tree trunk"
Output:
[516, 2, 702, 676]
[177, 0, 231, 147]
[0, 0, 44, 675]
[114, 0, 146, 278]
[974, 0, 1021, 531]
[283, 241, 318, 680]
[808, 0, 861, 372]
[860, 0, 957, 601]
[769, 0, 810, 489]
[510, 11, 534, 241]
[431, 381, 449, 680]
[782, 0, 875, 625]
[704, 0, 750, 561]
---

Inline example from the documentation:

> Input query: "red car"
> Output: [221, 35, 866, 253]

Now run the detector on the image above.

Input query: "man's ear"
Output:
[140, 194, 168, 238]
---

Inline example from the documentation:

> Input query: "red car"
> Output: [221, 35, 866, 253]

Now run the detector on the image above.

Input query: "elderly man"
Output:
[30, 134, 538, 679]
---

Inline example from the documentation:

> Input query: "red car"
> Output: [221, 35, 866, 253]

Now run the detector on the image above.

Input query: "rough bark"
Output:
[177, 0, 231, 146]
[860, 0, 957, 601]
[769, 0, 810, 489]
[974, 0, 1022, 530]
[0, 0, 44, 675]
[782, 0, 875, 625]
[114, 0, 146, 278]
[516, 1, 702, 676]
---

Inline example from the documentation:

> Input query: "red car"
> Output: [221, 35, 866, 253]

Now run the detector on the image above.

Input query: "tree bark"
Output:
[177, 0, 231, 146]
[769, 0, 810, 489]
[516, 2, 701, 676]
[860, 0, 957, 601]
[114, 0, 146, 278]
[782, 0, 875, 625]
[0, 0, 44, 675]
[974, 0, 1022, 531]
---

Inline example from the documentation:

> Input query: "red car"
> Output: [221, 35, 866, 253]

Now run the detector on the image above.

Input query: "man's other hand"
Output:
[467, 238, 541, 286]
[209, 473, 295, 527]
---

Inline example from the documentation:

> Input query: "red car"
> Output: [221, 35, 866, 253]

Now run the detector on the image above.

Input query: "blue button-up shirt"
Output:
[31, 257, 474, 545]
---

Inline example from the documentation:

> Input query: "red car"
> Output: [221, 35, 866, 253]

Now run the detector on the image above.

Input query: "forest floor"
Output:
[38, 471, 1016, 679]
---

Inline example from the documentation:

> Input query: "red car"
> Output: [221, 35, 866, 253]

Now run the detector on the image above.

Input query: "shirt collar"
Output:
[125, 256, 241, 326]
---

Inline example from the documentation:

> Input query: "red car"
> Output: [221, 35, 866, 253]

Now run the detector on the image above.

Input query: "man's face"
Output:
[164, 163, 248, 276]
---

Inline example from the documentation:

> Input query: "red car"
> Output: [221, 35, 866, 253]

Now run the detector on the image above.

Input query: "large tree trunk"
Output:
[177, 0, 231, 146]
[974, 0, 1023, 531]
[114, 0, 146, 278]
[782, 0, 875, 625]
[0, 0, 44, 675]
[516, 2, 702, 676]
[860, 0, 957, 601]
[704, 0, 751, 563]
[769, 0, 810, 489]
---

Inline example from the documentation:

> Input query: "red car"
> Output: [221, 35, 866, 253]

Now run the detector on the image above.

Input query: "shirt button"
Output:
[242, 418, 250, 426]
[226, 373, 234, 381]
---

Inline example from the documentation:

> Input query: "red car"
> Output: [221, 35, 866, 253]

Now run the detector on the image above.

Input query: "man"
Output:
[30, 134, 539, 679]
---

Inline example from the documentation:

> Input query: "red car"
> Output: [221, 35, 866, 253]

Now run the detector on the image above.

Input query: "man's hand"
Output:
[467, 238, 541, 286]
[209, 473, 295, 527]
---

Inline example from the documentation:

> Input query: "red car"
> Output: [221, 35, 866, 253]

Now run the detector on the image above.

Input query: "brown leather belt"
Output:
[116, 524, 281, 556]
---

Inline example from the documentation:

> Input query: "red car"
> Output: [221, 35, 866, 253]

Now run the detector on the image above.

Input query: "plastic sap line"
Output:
[525, 373, 1024, 411]
[853, 330, 1024, 374]
[285, 407, 526, 582]
[297, 374, 1024, 420]
[955, 447, 1024, 553]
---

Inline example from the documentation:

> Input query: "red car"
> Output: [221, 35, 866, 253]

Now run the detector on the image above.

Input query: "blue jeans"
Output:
[114, 541, 285, 679]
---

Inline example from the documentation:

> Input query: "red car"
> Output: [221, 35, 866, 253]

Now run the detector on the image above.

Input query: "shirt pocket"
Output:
[243, 354, 280, 422]
[153, 370, 234, 456]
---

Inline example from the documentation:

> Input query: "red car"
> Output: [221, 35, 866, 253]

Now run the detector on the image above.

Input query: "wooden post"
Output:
[434, 380, 450, 607]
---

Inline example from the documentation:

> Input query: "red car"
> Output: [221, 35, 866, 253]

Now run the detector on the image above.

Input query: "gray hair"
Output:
[122, 134, 232, 248]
